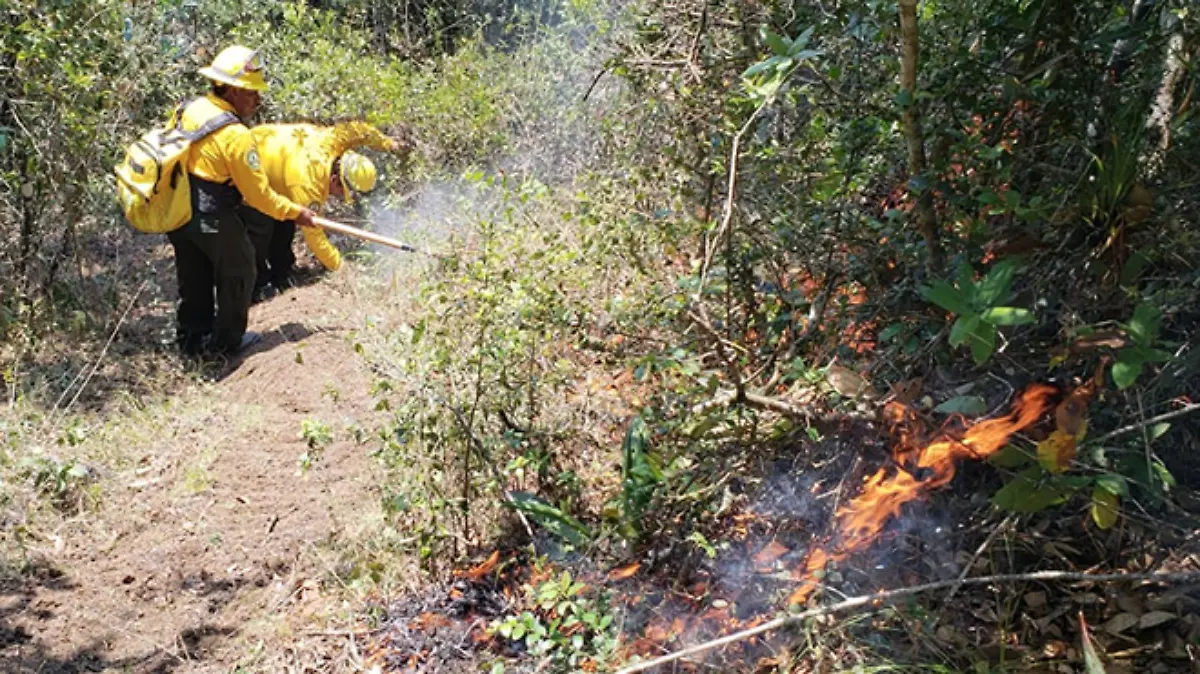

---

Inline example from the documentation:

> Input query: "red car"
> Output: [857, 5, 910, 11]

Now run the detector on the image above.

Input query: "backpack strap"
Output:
[172, 98, 240, 141]
[180, 110, 240, 142]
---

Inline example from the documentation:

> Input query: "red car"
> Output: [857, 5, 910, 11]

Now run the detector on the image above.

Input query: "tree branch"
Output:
[615, 570, 1200, 673]
[1093, 403, 1200, 445]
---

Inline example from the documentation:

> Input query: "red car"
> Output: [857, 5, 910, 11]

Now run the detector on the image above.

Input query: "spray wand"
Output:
[311, 215, 440, 258]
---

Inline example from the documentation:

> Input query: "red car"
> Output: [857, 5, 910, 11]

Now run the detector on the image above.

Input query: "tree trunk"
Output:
[898, 0, 942, 271]
[1144, 18, 1185, 176]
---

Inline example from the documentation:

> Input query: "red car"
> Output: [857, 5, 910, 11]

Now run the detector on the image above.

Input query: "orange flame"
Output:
[789, 384, 1055, 604]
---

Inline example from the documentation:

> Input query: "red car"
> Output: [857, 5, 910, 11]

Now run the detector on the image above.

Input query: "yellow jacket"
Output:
[176, 94, 304, 222]
[250, 122, 394, 271]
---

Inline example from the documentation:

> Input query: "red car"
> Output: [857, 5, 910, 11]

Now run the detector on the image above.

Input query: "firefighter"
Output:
[169, 45, 317, 356]
[243, 121, 404, 299]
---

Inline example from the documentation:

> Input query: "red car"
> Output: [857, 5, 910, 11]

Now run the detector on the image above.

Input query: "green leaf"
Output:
[789, 49, 822, 62]
[1155, 461, 1176, 490]
[975, 261, 1017, 306]
[1004, 189, 1022, 209]
[1149, 422, 1171, 441]
[934, 395, 988, 416]
[956, 262, 978, 305]
[1119, 250, 1149, 288]
[1134, 346, 1172, 363]
[1081, 615, 1108, 674]
[1111, 354, 1143, 390]
[981, 306, 1034, 326]
[1094, 473, 1128, 497]
[1125, 302, 1161, 347]
[622, 415, 662, 528]
[988, 444, 1035, 468]
[505, 492, 592, 546]
[922, 280, 972, 316]
[1091, 486, 1120, 530]
[970, 321, 997, 365]
[878, 322, 905, 342]
[992, 467, 1074, 513]
[790, 25, 815, 51]
[762, 29, 790, 56]
[895, 88, 914, 108]
[742, 59, 773, 78]
[949, 314, 980, 348]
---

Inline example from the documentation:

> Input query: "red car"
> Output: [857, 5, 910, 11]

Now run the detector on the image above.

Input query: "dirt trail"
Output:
[3, 280, 385, 673]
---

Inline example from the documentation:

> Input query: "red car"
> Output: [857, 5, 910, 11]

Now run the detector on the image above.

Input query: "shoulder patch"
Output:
[246, 147, 262, 172]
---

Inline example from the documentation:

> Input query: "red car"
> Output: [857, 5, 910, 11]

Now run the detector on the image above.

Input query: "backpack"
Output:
[113, 102, 238, 234]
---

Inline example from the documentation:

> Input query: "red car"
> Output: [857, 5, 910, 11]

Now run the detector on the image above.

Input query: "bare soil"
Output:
[2, 277, 387, 673]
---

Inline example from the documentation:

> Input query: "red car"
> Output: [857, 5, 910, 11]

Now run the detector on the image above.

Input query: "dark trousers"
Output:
[242, 206, 296, 291]
[167, 207, 256, 354]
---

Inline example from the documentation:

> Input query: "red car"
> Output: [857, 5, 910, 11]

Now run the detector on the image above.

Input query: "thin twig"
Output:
[942, 514, 1014, 605]
[614, 570, 1200, 674]
[444, 401, 537, 542]
[56, 280, 147, 417]
[1093, 403, 1200, 444]
[582, 64, 610, 102]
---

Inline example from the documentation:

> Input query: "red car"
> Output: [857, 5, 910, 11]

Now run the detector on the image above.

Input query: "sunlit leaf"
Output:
[1111, 354, 1143, 390]
[969, 321, 997, 365]
[1037, 430, 1077, 473]
[1125, 302, 1161, 347]
[1094, 473, 1128, 497]
[949, 314, 979, 347]
[981, 306, 1034, 326]
[975, 260, 1016, 306]
[1149, 422, 1171, 441]
[921, 280, 972, 316]
[505, 491, 592, 546]
[742, 58, 775, 79]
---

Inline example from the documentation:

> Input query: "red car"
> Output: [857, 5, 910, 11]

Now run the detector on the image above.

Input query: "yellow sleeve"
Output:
[300, 225, 343, 271]
[324, 121, 396, 157]
[221, 127, 304, 222]
[289, 183, 343, 272]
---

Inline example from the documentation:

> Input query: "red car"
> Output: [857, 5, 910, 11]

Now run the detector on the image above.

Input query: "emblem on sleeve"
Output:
[246, 148, 262, 171]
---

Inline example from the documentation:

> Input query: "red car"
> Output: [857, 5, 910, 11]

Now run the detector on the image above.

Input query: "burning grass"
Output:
[789, 384, 1057, 605]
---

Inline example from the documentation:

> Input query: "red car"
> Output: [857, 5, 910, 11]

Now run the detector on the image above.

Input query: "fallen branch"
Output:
[54, 279, 147, 417]
[615, 569, 1200, 674]
[1093, 403, 1200, 444]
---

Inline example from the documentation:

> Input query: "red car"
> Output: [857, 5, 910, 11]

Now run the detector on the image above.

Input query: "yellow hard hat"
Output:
[339, 151, 377, 201]
[198, 45, 268, 92]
